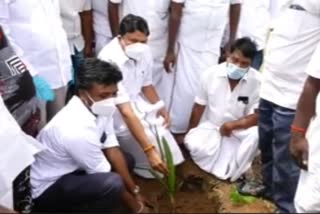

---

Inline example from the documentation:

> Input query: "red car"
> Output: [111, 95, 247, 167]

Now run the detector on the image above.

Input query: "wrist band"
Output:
[143, 144, 155, 153]
[137, 201, 144, 213]
[291, 125, 306, 134]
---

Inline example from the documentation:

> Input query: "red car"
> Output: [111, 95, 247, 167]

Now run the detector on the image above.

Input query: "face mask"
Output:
[86, 93, 116, 117]
[125, 43, 149, 61]
[226, 63, 248, 80]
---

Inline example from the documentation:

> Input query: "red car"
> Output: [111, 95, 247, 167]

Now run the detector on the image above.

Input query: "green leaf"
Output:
[230, 186, 256, 205]
[162, 136, 176, 195]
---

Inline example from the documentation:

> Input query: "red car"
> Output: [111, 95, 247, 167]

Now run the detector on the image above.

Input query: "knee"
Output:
[100, 173, 124, 197]
[123, 152, 136, 172]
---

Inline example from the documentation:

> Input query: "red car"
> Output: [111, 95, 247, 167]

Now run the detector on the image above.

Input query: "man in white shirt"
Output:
[92, 0, 112, 55]
[290, 42, 320, 213]
[0, 0, 73, 124]
[240, 1, 320, 213]
[108, 0, 178, 107]
[185, 38, 260, 182]
[163, 0, 242, 143]
[237, 0, 271, 70]
[31, 59, 151, 213]
[98, 14, 184, 178]
[59, 0, 93, 101]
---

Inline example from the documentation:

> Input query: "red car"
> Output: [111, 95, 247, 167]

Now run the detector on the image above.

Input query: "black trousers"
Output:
[32, 153, 135, 213]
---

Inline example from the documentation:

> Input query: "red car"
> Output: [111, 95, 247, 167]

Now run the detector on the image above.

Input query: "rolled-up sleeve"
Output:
[171, 0, 186, 3]
[231, 0, 242, 4]
[101, 117, 120, 149]
[109, 0, 122, 3]
[194, 70, 210, 106]
[82, 0, 92, 11]
[114, 82, 130, 105]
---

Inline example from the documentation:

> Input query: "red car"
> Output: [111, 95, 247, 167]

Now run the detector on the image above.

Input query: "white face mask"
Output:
[125, 43, 149, 61]
[86, 93, 116, 117]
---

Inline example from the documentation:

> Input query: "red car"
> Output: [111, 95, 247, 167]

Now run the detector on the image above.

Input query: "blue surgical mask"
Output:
[227, 63, 248, 80]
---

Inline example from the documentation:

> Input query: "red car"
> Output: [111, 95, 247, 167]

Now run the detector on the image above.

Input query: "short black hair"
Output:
[230, 37, 258, 61]
[76, 58, 123, 90]
[119, 14, 150, 37]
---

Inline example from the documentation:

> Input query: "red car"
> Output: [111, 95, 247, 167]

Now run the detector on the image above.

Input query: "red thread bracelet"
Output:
[291, 125, 306, 135]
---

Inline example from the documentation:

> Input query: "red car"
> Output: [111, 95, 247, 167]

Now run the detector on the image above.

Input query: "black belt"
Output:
[289, 4, 306, 11]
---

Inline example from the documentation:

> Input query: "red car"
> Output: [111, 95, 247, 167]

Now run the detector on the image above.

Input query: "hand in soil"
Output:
[136, 193, 154, 209]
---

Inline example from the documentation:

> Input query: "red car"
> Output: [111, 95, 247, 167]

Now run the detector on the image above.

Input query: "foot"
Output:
[237, 180, 273, 201]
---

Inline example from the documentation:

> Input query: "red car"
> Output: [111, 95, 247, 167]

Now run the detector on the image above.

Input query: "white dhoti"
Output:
[116, 97, 184, 178]
[0, 98, 44, 209]
[95, 34, 112, 56]
[170, 44, 219, 133]
[185, 121, 258, 181]
[148, 38, 174, 110]
[294, 170, 320, 213]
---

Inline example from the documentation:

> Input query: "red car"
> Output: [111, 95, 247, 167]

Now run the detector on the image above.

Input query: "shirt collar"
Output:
[68, 96, 97, 122]
[104, 37, 129, 67]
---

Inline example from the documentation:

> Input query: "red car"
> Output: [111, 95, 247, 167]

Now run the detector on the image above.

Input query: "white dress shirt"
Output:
[177, 0, 242, 54]
[260, 0, 320, 110]
[0, 97, 44, 208]
[59, 0, 92, 55]
[31, 96, 119, 199]
[98, 38, 153, 133]
[238, 0, 271, 51]
[0, 0, 72, 89]
[195, 63, 261, 126]
[98, 38, 153, 103]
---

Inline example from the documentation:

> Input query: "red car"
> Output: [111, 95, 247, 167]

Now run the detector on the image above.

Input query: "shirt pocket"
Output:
[232, 98, 248, 118]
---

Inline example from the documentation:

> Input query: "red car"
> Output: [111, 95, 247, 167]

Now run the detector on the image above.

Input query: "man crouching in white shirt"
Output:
[185, 38, 261, 182]
[30, 59, 151, 213]
[98, 14, 184, 179]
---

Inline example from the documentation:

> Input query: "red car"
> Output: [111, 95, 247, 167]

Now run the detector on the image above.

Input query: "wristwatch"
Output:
[132, 185, 140, 195]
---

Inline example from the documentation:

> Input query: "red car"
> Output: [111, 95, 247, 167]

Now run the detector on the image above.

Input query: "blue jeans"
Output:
[251, 50, 264, 71]
[258, 99, 300, 213]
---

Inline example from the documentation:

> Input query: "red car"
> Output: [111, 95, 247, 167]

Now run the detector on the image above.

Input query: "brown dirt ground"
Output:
[136, 157, 275, 213]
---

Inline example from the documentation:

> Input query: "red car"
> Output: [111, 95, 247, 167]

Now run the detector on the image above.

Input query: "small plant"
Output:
[148, 128, 177, 213]
[230, 185, 256, 205]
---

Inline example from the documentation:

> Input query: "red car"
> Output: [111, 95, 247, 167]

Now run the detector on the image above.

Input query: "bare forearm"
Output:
[103, 147, 136, 191]
[229, 4, 241, 43]
[167, 2, 183, 53]
[188, 103, 205, 131]
[108, 2, 120, 37]
[292, 76, 320, 129]
[232, 113, 258, 130]
[142, 85, 160, 104]
[123, 113, 151, 149]
[80, 10, 93, 49]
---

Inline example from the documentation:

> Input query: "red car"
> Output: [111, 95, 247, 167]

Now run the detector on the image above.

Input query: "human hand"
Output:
[163, 51, 176, 73]
[220, 121, 236, 137]
[32, 75, 55, 101]
[290, 132, 309, 170]
[84, 45, 94, 58]
[146, 149, 168, 175]
[157, 108, 171, 128]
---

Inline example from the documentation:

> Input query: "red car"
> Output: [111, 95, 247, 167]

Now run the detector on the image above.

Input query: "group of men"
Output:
[1, 0, 320, 213]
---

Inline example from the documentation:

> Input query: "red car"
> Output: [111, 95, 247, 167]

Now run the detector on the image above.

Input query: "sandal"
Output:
[237, 180, 272, 200]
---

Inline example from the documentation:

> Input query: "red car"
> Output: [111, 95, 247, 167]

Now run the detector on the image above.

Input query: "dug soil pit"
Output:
[136, 177, 220, 213]
[136, 158, 275, 213]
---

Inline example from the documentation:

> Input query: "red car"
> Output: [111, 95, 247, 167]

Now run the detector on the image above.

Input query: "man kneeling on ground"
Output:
[185, 38, 261, 182]
[30, 58, 150, 213]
